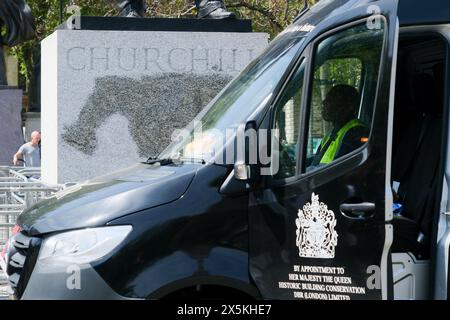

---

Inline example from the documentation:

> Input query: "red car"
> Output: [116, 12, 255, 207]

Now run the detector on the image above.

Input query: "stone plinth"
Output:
[41, 19, 268, 184]
[0, 87, 23, 166]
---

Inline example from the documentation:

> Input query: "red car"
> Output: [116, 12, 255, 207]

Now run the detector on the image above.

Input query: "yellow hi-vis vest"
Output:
[319, 119, 365, 164]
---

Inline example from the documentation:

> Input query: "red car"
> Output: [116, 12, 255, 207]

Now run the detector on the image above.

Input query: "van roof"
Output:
[288, 0, 450, 41]
[296, 0, 450, 30]
[399, 0, 450, 26]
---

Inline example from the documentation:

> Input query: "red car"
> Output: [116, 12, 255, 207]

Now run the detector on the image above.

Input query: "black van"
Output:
[3, 0, 450, 300]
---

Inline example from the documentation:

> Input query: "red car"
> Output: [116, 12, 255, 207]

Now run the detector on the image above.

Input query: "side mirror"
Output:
[234, 121, 257, 181]
[234, 160, 251, 181]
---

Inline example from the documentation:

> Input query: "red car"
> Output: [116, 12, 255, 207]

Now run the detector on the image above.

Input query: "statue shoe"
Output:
[124, 10, 142, 18]
[203, 7, 236, 19]
[196, 0, 236, 19]
[119, 1, 145, 18]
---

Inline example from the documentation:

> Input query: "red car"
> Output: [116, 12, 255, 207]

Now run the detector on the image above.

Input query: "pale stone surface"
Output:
[62, 113, 141, 183]
[0, 88, 24, 166]
[41, 30, 268, 184]
[61, 74, 232, 158]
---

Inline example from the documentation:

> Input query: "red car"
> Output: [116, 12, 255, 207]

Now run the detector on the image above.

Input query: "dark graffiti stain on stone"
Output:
[62, 73, 232, 157]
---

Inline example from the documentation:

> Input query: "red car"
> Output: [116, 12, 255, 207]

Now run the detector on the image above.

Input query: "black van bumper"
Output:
[20, 261, 138, 300]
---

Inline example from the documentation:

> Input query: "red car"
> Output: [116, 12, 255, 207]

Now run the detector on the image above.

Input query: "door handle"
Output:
[340, 202, 375, 220]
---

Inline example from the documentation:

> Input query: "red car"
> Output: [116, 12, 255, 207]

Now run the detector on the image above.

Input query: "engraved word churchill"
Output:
[66, 46, 256, 73]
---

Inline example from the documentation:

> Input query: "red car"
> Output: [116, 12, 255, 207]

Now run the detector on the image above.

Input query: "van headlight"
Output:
[38, 226, 132, 266]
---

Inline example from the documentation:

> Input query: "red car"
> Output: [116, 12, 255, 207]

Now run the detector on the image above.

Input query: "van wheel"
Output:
[162, 284, 255, 300]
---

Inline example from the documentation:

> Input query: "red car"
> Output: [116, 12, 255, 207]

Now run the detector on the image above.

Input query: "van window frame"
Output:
[268, 56, 308, 183]
[267, 16, 389, 187]
[301, 17, 388, 176]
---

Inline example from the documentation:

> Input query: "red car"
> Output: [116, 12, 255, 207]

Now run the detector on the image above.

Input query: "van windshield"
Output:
[160, 34, 305, 162]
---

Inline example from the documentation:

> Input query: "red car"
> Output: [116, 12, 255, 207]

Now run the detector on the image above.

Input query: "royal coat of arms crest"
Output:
[295, 193, 338, 259]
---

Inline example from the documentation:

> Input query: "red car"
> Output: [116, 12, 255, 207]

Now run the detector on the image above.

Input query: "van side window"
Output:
[272, 60, 305, 179]
[304, 23, 385, 172]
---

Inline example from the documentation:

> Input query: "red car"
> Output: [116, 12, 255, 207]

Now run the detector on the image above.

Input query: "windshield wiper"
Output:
[145, 157, 182, 166]
[180, 157, 207, 164]
[145, 156, 207, 166]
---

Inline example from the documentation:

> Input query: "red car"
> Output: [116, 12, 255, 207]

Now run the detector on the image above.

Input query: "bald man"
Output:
[13, 131, 41, 167]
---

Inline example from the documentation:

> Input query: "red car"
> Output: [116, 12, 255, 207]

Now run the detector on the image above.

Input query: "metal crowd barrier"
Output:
[0, 166, 64, 297]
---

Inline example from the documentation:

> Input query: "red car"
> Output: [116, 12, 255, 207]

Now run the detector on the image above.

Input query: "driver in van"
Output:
[311, 84, 369, 167]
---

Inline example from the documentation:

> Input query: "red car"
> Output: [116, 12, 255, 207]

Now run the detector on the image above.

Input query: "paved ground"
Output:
[0, 271, 10, 299]
[0, 285, 10, 300]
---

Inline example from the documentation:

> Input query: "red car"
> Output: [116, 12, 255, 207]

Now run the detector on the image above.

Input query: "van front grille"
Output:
[5, 232, 41, 299]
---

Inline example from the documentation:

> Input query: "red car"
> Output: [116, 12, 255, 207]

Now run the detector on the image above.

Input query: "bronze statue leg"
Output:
[0, 0, 36, 85]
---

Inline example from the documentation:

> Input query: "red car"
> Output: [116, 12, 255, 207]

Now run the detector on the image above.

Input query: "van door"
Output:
[248, 1, 399, 300]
